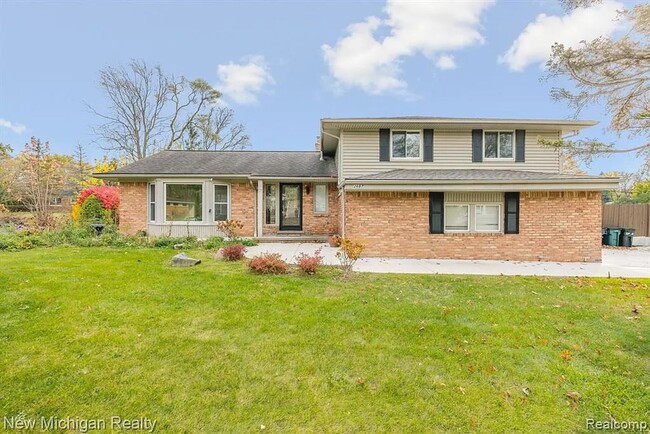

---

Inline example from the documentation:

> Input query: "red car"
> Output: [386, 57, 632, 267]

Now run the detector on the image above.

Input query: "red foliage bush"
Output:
[248, 252, 288, 274]
[295, 248, 323, 275]
[220, 244, 246, 261]
[76, 186, 120, 210]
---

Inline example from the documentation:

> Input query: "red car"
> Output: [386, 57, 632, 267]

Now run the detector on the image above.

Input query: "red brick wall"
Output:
[344, 191, 602, 262]
[118, 182, 148, 235]
[231, 182, 255, 237]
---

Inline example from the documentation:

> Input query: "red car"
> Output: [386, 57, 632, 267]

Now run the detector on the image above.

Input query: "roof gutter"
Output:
[341, 177, 619, 192]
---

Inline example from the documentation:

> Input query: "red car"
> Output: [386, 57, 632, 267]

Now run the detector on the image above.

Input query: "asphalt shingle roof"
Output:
[105, 150, 337, 178]
[351, 169, 610, 181]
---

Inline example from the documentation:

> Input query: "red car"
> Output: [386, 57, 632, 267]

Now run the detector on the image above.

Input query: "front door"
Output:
[280, 183, 302, 231]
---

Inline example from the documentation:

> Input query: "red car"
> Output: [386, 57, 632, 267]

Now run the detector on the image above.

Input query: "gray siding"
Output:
[148, 223, 223, 239]
[340, 129, 561, 178]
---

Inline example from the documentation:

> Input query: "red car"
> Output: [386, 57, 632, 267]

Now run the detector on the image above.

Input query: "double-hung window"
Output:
[484, 131, 513, 159]
[475, 205, 500, 231]
[391, 131, 421, 159]
[149, 183, 156, 222]
[444, 205, 470, 232]
[214, 185, 229, 222]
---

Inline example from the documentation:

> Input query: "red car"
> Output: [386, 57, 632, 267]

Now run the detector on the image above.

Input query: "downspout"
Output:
[249, 179, 258, 237]
[321, 129, 344, 237]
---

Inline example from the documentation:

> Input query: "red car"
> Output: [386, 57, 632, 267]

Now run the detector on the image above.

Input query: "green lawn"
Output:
[1, 248, 649, 432]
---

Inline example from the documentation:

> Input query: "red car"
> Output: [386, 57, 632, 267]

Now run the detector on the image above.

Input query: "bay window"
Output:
[165, 184, 203, 222]
[149, 183, 156, 222]
[214, 185, 229, 222]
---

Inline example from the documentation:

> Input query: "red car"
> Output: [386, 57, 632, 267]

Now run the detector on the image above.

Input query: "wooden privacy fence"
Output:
[602, 204, 650, 236]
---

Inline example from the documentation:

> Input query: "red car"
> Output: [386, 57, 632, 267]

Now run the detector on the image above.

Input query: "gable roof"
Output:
[98, 150, 337, 179]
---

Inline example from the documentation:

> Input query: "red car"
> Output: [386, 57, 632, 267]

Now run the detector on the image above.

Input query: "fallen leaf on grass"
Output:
[522, 387, 530, 396]
[561, 350, 572, 361]
[458, 387, 465, 395]
[566, 391, 580, 410]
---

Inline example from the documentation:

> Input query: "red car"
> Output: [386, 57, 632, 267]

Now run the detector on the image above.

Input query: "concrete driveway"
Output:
[245, 244, 650, 278]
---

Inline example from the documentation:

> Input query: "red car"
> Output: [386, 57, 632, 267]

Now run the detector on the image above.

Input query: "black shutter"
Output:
[423, 129, 434, 162]
[379, 129, 390, 161]
[515, 129, 525, 162]
[429, 192, 444, 234]
[472, 129, 483, 162]
[504, 192, 520, 234]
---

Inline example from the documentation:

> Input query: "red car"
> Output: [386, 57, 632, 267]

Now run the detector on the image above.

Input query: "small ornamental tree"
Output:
[78, 195, 110, 224]
[73, 186, 120, 224]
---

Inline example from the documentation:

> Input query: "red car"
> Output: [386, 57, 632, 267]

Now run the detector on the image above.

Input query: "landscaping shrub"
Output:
[78, 195, 112, 224]
[203, 236, 224, 250]
[151, 236, 199, 249]
[336, 238, 365, 277]
[216, 219, 244, 239]
[74, 186, 119, 224]
[248, 252, 288, 274]
[295, 248, 324, 275]
[232, 237, 258, 247]
[221, 244, 246, 261]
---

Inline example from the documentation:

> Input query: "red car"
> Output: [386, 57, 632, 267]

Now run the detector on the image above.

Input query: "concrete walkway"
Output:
[245, 243, 650, 278]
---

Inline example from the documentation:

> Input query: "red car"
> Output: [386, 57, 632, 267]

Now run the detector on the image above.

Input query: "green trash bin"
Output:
[605, 228, 622, 246]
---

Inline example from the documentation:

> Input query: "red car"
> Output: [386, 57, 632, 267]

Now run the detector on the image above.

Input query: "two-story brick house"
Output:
[98, 117, 618, 262]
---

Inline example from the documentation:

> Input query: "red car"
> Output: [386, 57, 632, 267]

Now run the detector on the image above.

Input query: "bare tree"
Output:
[89, 60, 231, 160]
[181, 106, 250, 151]
[542, 2, 650, 174]
[14, 138, 66, 226]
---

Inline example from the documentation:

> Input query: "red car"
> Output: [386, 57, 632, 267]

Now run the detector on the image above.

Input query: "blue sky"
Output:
[0, 0, 643, 174]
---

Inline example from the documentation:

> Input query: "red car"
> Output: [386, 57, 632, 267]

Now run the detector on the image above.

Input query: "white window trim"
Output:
[390, 129, 423, 161]
[444, 204, 470, 233]
[213, 183, 231, 222]
[163, 181, 206, 225]
[483, 130, 515, 161]
[444, 203, 503, 233]
[313, 183, 329, 214]
[264, 183, 280, 226]
[474, 203, 502, 233]
[148, 182, 156, 223]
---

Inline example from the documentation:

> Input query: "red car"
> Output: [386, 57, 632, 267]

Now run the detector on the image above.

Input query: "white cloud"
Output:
[0, 118, 26, 134]
[322, 0, 494, 95]
[436, 55, 457, 71]
[216, 55, 274, 105]
[499, 1, 624, 71]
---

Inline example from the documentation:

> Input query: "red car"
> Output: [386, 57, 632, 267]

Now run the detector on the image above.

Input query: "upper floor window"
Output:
[391, 131, 421, 159]
[484, 131, 513, 159]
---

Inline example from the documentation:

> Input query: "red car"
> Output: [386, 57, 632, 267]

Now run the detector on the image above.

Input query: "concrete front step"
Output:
[256, 235, 330, 244]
